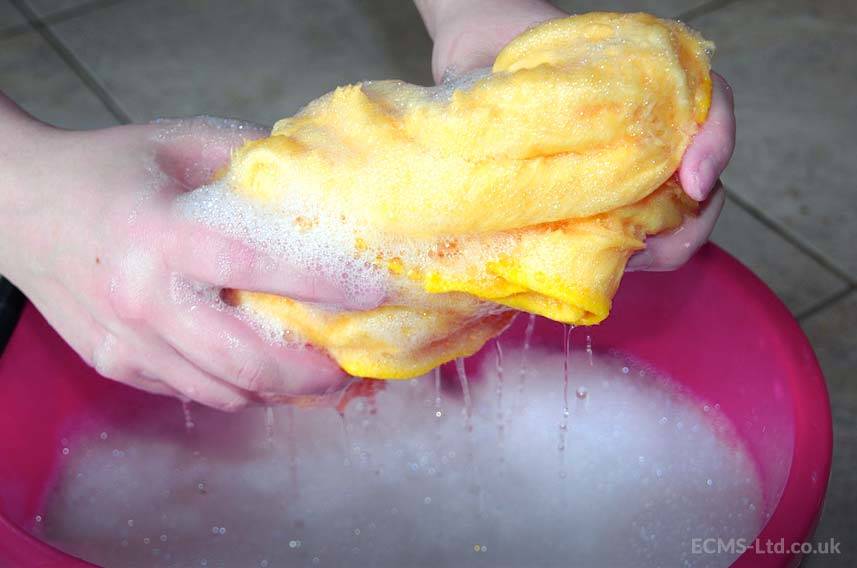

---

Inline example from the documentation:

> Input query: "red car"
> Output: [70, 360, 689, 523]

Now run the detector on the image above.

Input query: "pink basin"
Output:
[0, 243, 832, 567]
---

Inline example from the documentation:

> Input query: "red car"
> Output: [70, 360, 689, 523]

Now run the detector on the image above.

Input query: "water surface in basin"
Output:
[32, 344, 764, 568]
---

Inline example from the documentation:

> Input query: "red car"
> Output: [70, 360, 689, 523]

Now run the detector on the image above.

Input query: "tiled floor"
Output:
[1, 0, 853, 565]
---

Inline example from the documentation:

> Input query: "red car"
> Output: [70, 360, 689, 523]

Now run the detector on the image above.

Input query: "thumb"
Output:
[158, 218, 385, 311]
[151, 116, 269, 190]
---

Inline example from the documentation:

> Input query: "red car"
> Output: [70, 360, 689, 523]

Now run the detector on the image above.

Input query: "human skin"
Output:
[0, 94, 383, 410]
[0, 2, 734, 409]
[414, 0, 733, 271]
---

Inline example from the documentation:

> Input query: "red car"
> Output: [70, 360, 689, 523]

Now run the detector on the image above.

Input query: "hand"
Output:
[0, 95, 382, 410]
[416, 0, 734, 272]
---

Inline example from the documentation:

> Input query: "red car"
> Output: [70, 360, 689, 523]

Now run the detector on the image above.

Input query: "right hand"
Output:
[0, 95, 382, 410]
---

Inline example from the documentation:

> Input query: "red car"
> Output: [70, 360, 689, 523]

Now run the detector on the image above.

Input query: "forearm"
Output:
[0, 93, 77, 284]
[0, 94, 42, 278]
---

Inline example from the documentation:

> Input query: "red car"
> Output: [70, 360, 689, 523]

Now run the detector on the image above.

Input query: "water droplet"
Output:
[424, 496, 432, 504]
[219, 527, 226, 535]
[576, 386, 588, 399]
[354, 528, 361, 536]
[312, 557, 320, 565]
[160, 534, 167, 542]
[61, 447, 69, 455]
[433, 366, 443, 419]
[706, 478, 714, 487]
[99, 432, 108, 440]
[181, 401, 195, 431]
[622, 366, 630, 374]
[34, 515, 42, 523]
[495, 339, 505, 436]
[455, 358, 473, 431]
[264, 406, 275, 447]
[518, 313, 536, 396]
[127, 520, 134, 527]
[197, 481, 207, 494]
[143, 537, 150, 545]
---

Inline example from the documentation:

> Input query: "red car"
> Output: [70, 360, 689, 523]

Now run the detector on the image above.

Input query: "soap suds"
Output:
[37, 350, 764, 568]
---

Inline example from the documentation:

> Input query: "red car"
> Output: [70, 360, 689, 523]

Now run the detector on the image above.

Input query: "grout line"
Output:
[796, 285, 856, 321]
[678, 0, 745, 22]
[0, 22, 31, 41]
[1, 0, 127, 41]
[9, 0, 132, 124]
[726, 191, 857, 285]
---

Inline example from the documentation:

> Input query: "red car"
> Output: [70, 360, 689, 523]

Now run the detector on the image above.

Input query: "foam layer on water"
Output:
[35, 351, 764, 568]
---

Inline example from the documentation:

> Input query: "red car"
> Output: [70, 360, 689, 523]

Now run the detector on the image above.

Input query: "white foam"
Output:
[37, 350, 764, 568]
[175, 179, 389, 307]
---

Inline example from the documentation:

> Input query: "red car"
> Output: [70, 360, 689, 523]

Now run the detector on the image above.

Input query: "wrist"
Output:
[0, 95, 64, 282]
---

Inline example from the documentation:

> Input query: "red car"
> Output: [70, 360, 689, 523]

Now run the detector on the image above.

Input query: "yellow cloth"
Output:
[224, 13, 713, 379]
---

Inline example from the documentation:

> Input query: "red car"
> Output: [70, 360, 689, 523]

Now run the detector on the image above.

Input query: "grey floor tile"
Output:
[50, 0, 433, 125]
[711, 196, 849, 315]
[26, 0, 93, 16]
[553, 0, 710, 17]
[800, 291, 857, 567]
[691, 0, 857, 279]
[0, 30, 118, 129]
[0, 0, 25, 30]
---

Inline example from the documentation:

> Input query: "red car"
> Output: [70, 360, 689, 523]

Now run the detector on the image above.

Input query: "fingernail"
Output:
[693, 157, 716, 201]
[626, 250, 653, 272]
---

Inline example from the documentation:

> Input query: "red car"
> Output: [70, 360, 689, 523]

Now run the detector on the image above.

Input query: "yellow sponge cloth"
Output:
[224, 13, 712, 379]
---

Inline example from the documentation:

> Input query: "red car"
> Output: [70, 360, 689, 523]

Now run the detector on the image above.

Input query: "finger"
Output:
[89, 325, 253, 410]
[138, 340, 256, 412]
[150, 117, 269, 190]
[152, 285, 347, 397]
[626, 183, 726, 272]
[157, 220, 384, 310]
[679, 72, 735, 201]
[26, 284, 183, 399]
[116, 371, 186, 399]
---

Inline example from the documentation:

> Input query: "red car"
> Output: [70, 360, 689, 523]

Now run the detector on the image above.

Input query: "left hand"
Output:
[417, 0, 733, 272]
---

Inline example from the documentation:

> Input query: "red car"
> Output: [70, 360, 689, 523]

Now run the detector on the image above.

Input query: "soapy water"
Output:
[34, 348, 764, 568]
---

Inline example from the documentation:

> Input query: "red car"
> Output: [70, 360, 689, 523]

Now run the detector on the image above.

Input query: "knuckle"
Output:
[107, 249, 160, 321]
[90, 332, 134, 380]
[234, 356, 271, 392]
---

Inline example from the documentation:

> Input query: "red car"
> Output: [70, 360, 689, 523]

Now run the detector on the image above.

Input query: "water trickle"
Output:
[559, 325, 573, 476]
[518, 313, 537, 397]
[495, 339, 505, 435]
[433, 367, 443, 419]
[455, 358, 473, 432]
[586, 334, 593, 367]
[181, 401, 195, 432]
[285, 406, 299, 499]
[264, 407, 275, 448]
